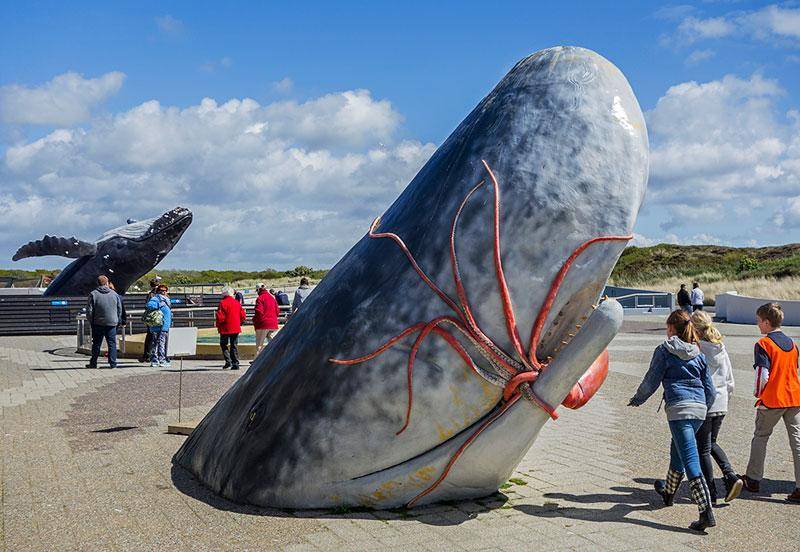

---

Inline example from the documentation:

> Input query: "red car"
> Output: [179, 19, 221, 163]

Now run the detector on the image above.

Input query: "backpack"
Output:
[141, 299, 165, 327]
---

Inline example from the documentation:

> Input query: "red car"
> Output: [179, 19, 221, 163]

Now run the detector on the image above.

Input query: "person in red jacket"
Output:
[253, 283, 279, 354]
[216, 286, 247, 370]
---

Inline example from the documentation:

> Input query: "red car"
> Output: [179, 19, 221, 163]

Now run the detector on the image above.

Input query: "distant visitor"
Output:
[85, 275, 123, 369]
[291, 277, 311, 314]
[691, 282, 705, 311]
[144, 285, 172, 368]
[253, 284, 279, 354]
[677, 284, 691, 313]
[216, 287, 247, 370]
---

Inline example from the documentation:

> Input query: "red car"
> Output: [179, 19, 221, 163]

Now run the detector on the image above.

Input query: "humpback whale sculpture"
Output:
[13, 207, 193, 296]
[174, 46, 648, 509]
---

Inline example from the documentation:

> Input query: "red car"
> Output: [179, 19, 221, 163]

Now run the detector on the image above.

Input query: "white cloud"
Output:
[685, 49, 715, 65]
[741, 5, 800, 41]
[677, 16, 735, 43]
[272, 77, 294, 94]
[0, 71, 125, 126]
[645, 73, 800, 242]
[200, 57, 233, 73]
[0, 86, 435, 269]
[774, 197, 800, 228]
[155, 15, 184, 36]
[670, 4, 800, 47]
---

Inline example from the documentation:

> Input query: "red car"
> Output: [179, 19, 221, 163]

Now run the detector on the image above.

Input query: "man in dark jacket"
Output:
[677, 284, 691, 313]
[86, 275, 122, 369]
[139, 276, 162, 362]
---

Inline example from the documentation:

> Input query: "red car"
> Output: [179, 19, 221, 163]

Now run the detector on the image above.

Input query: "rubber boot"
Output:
[654, 468, 684, 507]
[688, 477, 716, 532]
[722, 472, 743, 503]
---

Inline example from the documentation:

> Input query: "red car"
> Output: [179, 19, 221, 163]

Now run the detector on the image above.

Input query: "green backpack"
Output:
[142, 301, 164, 327]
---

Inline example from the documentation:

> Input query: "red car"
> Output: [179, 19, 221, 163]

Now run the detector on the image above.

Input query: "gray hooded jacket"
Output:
[87, 285, 122, 327]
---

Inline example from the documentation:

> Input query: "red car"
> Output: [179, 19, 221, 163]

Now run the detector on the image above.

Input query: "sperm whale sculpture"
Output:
[12, 207, 193, 296]
[174, 46, 648, 509]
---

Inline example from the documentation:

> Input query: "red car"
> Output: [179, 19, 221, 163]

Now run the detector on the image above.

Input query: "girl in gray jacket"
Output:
[692, 310, 742, 504]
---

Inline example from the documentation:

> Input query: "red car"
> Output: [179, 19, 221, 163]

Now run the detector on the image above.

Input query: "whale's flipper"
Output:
[12, 235, 96, 261]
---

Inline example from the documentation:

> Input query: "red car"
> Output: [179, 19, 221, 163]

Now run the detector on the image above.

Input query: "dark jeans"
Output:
[696, 414, 734, 499]
[142, 331, 154, 361]
[668, 418, 704, 480]
[220, 333, 239, 367]
[90, 324, 117, 367]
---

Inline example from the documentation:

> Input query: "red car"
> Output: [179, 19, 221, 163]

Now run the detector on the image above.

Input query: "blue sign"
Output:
[50, 300, 69, 306]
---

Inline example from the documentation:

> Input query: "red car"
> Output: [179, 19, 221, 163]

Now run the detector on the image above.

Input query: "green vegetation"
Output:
[610, 244, 800, 286]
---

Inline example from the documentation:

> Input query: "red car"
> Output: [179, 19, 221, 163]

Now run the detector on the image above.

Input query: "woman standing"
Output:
[692, 310, 742, 504]
[628, 310, 716, 532]
[216, 287, 247, 370]
[253, 284, 279, 354]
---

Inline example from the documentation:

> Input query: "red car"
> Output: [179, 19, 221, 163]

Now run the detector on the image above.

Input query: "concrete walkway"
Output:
[1, 318, 799, 550]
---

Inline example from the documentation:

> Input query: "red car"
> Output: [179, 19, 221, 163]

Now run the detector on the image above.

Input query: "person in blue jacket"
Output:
[146, 284, 172, 368]
[628, 309, 716, 532]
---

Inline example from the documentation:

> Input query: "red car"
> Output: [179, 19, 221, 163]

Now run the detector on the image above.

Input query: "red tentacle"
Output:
[527, 235, 632, 366]
[406, 394, 522, 508]
[481, 160, 534, 370]
[369, 218, 464, 320]
[328, 323, 427, 365]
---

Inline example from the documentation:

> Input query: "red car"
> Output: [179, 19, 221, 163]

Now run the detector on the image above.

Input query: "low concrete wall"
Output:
[715, 292, 800, 326]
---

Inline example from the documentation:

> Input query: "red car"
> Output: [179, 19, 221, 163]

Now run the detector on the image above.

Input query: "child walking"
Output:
[741, 303, 800, 503]
[691, 310, 742, 504]
[628, 309, 717, 532]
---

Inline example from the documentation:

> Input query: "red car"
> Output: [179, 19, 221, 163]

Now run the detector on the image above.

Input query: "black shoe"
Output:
[231, 365, 240, 370]
[85, 363, 97, 369]
[688, 477, 716, 532]
[222, 364, 231, 370]
[654, 480, 675, 507]
[689, 509, 717, 532]
[723, 473, 743, 502]
[740, 475, 760, 493]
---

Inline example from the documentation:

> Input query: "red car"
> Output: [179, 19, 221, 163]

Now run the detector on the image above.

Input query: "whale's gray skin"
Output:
[173, 46, 648, 509]
[12, 207, 193, 296]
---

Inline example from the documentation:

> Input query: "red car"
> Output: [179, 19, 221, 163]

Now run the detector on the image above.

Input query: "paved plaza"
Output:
[2, 316, 799, 551]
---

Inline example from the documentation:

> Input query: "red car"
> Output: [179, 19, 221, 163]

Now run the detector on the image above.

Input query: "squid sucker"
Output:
[173, 46, 649, 509]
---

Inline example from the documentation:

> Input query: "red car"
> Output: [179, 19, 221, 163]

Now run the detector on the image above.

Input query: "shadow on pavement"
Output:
[171, 463, 511, 525]
[530, 485, 697, 534]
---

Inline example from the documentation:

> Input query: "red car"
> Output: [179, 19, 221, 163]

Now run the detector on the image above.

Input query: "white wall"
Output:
[716, 292, 800, 326]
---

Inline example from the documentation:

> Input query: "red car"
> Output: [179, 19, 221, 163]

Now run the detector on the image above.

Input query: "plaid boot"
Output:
[688, 476, 716, 532]
[654, 468, 684, 506]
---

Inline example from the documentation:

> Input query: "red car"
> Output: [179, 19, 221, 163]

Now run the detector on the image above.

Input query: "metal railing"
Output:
[608, 291, 675, 311]
[76, 304, 292, 353]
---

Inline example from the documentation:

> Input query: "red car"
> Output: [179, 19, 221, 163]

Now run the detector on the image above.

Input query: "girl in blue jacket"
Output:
[628, 309, 716, 532]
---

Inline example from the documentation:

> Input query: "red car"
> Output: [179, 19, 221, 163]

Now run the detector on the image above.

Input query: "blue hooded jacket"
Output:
[146, 294, 172, 333]
[631, 336, 714, 420]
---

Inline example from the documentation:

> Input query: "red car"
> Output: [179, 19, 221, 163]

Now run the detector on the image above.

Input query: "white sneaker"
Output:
[159, 361, 172, 368]
[150, 362, 159, 367]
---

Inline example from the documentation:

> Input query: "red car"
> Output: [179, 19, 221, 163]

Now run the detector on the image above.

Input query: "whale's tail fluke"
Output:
[12, 235, 96, 261]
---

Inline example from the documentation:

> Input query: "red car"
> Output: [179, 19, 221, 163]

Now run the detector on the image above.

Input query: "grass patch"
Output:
[508, 477, 528, 486]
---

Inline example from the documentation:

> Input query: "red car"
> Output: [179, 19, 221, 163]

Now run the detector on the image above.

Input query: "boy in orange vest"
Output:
[741, 303, 800, 503]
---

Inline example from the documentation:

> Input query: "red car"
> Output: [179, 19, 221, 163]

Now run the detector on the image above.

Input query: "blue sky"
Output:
[1, 1, 799, 269]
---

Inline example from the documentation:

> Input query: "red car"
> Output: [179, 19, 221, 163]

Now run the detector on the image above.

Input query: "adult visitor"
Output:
[691, 282, 705, 312]
[145, 284, 172, 368]
[275, 289, 290, 306]
[677, 284, 691, 313]
[234, 288, 245, 305]
[741, 303, 800, 503]
[86, 275, 123, 369]
[691, 311, 742, 504]
[139, 276, 162, 362]
[292, 277, 312, 314]
[628, 309, 716, 532]
[216, 286, 247, 370]
[253, 284, 280, 354]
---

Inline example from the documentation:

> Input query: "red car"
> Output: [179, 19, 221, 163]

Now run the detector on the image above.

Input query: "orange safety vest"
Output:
[757, 335, 800, 408]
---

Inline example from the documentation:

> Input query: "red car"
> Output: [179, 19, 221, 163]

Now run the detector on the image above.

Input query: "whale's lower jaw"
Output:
[176, 300, 623, 510]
